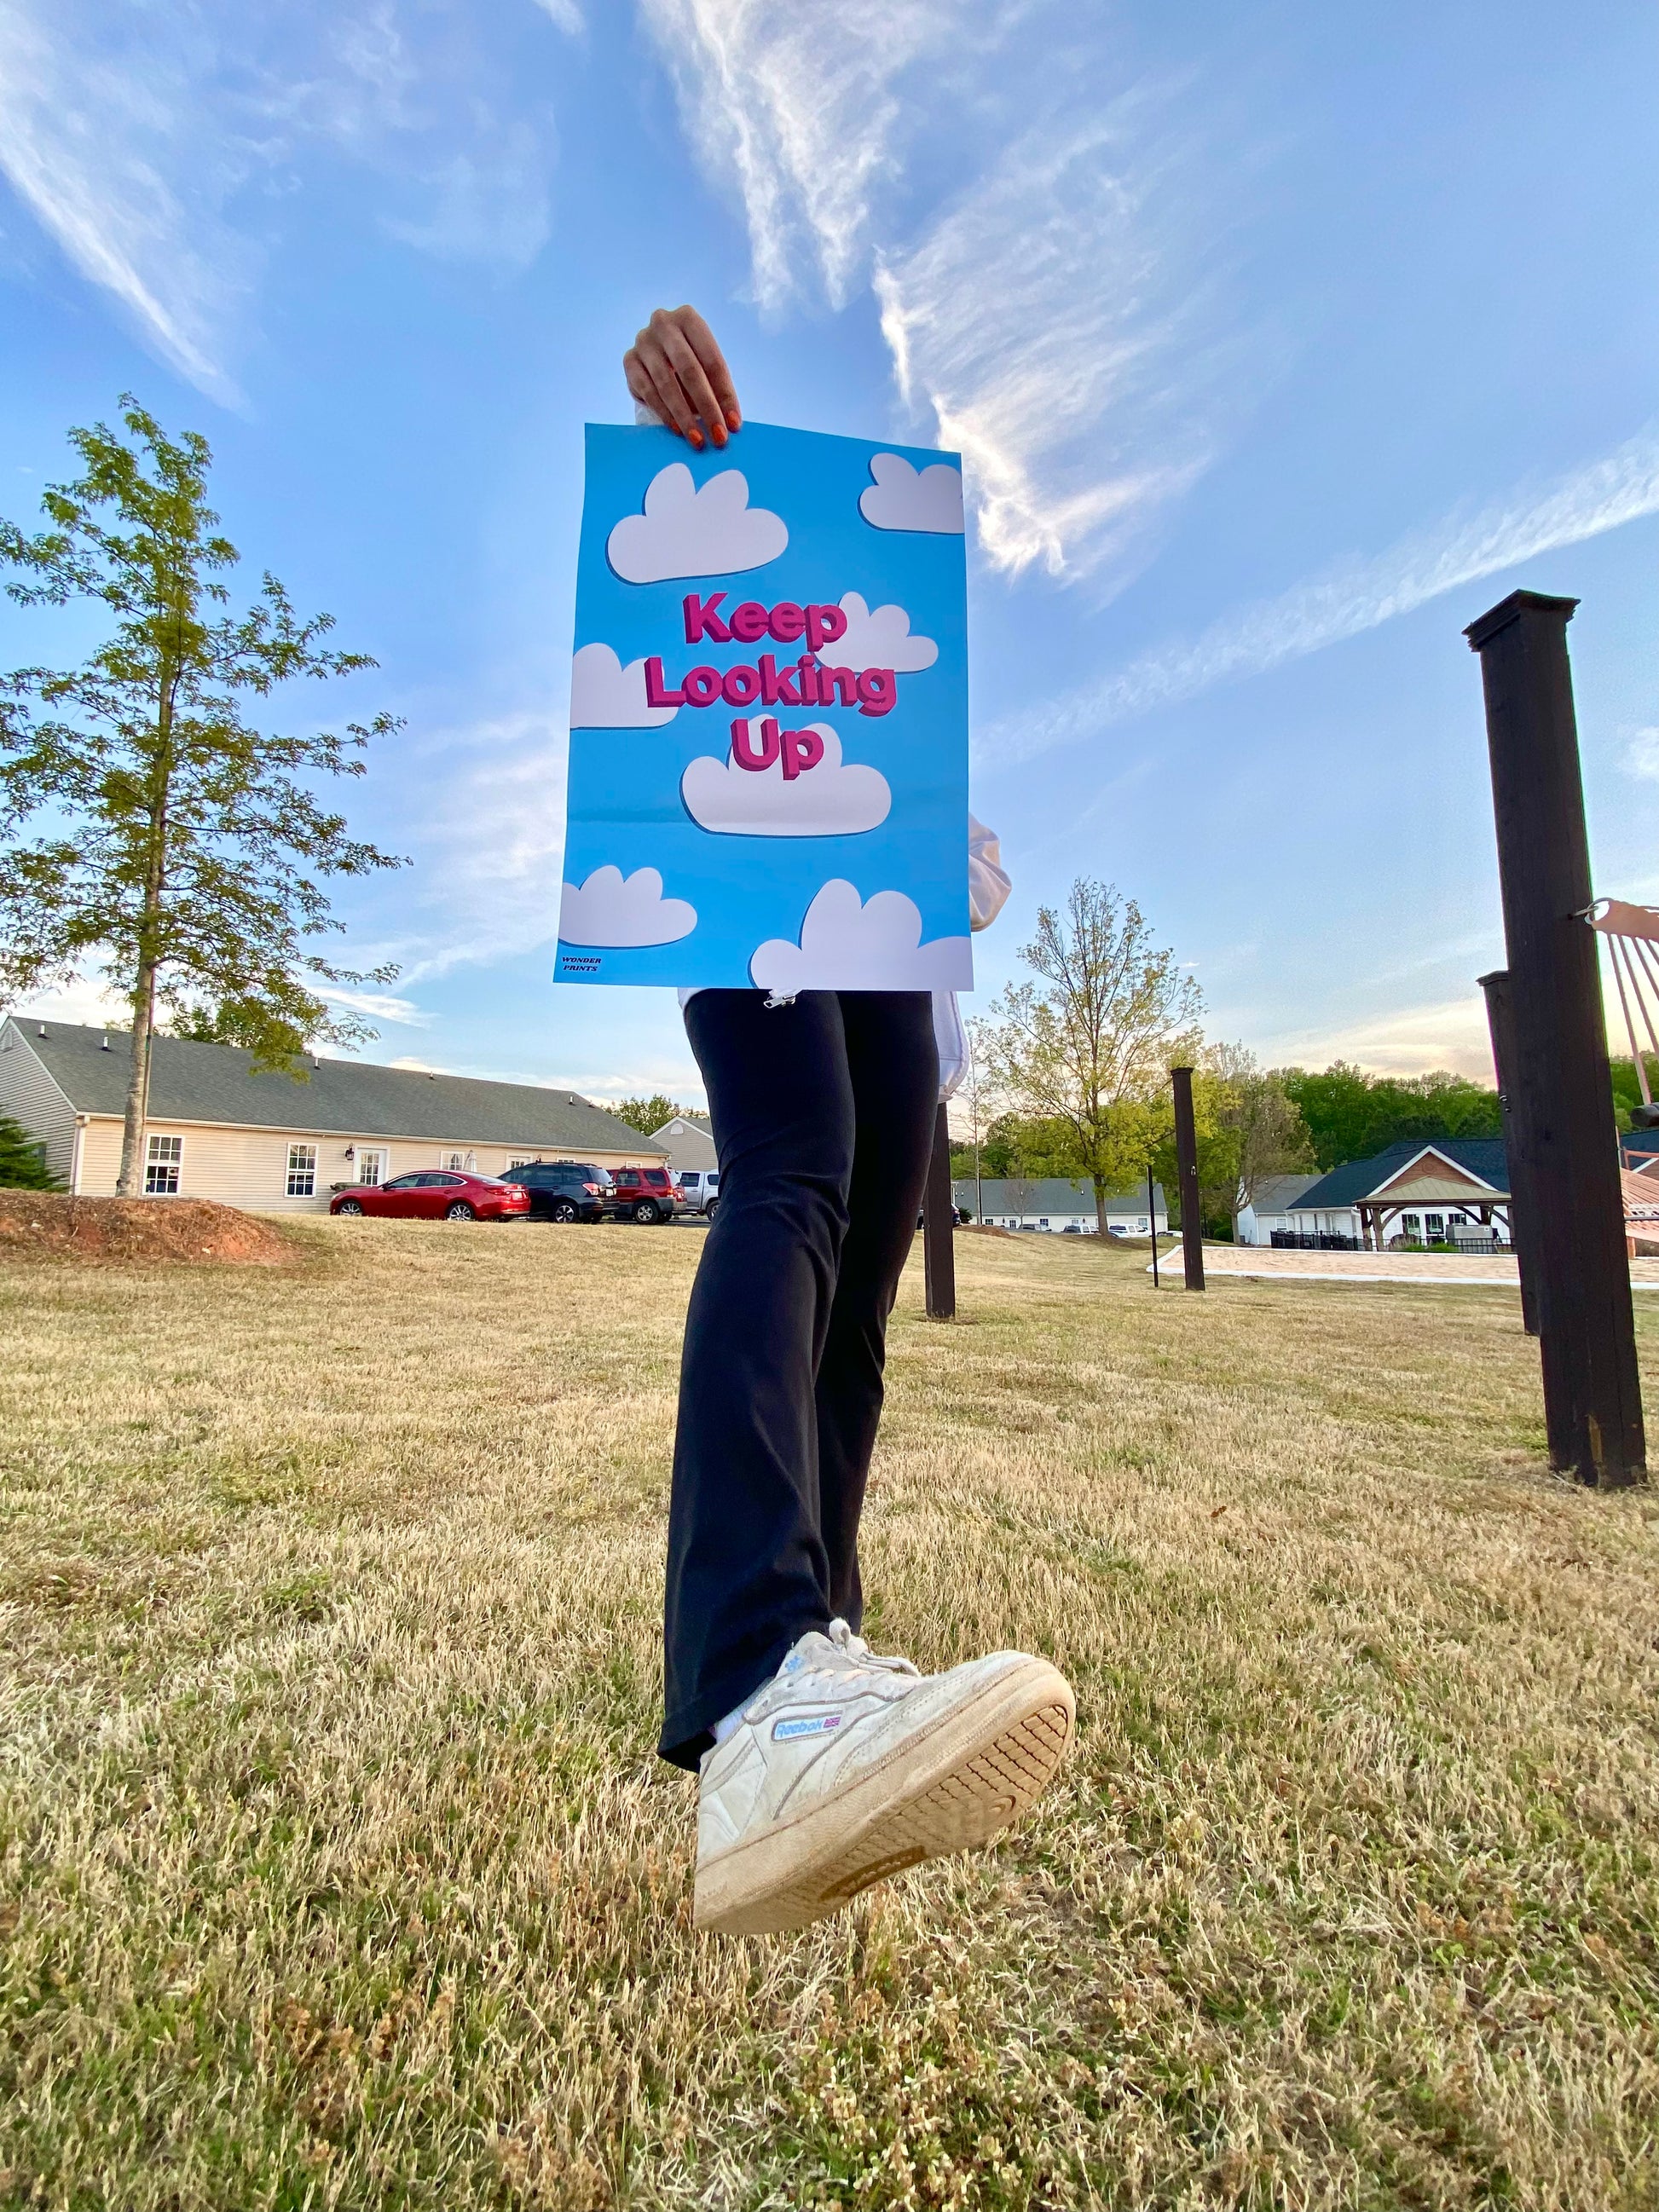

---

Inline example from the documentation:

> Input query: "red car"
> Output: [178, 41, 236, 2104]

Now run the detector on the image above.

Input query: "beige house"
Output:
[0, 1017, 663, 1213]
[650, 1112, 716, 1175]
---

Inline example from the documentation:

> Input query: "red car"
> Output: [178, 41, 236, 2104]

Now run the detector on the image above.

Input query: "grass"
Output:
[2, 1221, 1657, 2210]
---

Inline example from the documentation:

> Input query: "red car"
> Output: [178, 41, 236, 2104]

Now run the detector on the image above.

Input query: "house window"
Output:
[145, 1135, 182, 1195]
[286, 1143, 318, 1198]
[356, 1147, 386, 1187]
[446, 1151, 465, 1171]
[1425, 1213, 1445, 1240]
[1402, 1212, 1422, 1239]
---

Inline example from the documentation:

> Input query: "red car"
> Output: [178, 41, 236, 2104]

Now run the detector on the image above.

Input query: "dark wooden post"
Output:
[922, 1100, 956, 1320]
[1478, 966, 1542, 1337]
[1467, 590, 1644, 1487]
[1171, 1066, 1205, 1291]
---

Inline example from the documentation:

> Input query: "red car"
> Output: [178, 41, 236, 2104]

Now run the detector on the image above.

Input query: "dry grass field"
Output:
[3, 1221, 1657, 2210]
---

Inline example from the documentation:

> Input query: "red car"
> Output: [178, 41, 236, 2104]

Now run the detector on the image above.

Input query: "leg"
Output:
[815, 991, 939, 1626]
[660, 990, 855, 1769]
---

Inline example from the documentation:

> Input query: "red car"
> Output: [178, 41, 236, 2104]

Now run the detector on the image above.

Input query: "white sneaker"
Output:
[694, 1619, 1075, 1936]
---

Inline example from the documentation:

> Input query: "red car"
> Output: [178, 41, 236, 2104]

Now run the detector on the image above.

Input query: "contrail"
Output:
[981, 424, 1659, 766]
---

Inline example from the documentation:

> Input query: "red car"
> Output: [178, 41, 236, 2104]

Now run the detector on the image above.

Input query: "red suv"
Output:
[605, 1165, 682, 1224]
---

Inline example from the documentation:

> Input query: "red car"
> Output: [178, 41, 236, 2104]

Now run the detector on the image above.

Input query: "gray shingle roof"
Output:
[1290, 1138, 1509, 1210]
[1247, 1172, 1324, 1214]
[10, 1020, 664, 1153]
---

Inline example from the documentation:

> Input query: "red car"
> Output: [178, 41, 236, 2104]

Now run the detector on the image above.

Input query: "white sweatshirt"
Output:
[626, 401, 1010, 1099]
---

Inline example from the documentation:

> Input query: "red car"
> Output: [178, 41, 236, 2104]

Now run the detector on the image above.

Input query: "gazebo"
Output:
[1288, 1140, 1511, 1253]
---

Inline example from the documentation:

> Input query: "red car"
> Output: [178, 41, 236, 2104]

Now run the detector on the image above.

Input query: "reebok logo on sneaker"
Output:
[772, 1713, 842, 1741]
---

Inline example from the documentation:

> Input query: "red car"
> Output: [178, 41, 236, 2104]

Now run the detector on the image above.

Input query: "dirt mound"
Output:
[0, 1192, 292, 1266]
[958, 1222, 1014, 1239]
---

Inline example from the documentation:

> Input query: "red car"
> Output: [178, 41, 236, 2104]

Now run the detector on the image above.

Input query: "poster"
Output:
[557, 421, 971, 992]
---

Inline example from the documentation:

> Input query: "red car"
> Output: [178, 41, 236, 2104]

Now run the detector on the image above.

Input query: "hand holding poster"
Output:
[558, 423, 970, 991]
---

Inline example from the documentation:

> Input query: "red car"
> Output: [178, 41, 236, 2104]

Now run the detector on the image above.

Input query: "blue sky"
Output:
[2, 0, 1655, 1106]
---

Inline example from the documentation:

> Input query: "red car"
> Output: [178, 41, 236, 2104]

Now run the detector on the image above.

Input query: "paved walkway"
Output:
[1152, 1246, 1659, 1290]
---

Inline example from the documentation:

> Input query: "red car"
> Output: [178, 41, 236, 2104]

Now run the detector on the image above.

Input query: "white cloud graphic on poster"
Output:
[569, 642, 679, 729]
[606, 463, 789, 584]
[682, 724, 891, 836]
[859, 453, 964, 535]
[832, 592, 937, 673]
[559, 865, 697, 946]
[749, 880, 971, 992]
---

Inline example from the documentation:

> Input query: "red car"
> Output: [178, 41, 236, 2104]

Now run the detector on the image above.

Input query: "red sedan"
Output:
[330, 1170, 529, 1223]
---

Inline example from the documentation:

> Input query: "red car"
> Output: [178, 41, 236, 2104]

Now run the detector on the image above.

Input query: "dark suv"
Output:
[507, 1160, 612, 1222]
[605, 1164, 682, 1224]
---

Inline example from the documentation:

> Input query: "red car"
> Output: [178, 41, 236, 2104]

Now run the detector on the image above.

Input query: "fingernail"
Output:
[689, 426, 704, 448]
[726, 408, 742, 430]
[710, 422, 727, 446]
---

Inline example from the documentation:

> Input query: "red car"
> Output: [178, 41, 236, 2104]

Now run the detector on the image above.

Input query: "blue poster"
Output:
[557, 422, 971, 992]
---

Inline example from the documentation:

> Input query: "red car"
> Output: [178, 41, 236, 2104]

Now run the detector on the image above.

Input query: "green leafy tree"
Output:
[1277, 1062, 1500, 1169]
[976, 879, 1203, 1236]
[610, 1094, 699, 1136]
[1609, 1054, 1659, 1132]
[0, 398, 405, 1194]
[0, 1108, 61, 1189]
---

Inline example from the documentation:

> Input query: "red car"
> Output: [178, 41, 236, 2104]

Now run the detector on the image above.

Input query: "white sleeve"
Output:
[968, 814, 1011, 933]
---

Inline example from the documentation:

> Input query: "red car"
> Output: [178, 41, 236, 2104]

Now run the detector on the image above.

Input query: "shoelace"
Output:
[823, 1616, 921, 1680]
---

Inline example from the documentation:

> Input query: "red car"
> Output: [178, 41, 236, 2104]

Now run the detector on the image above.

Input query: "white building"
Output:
[1235, 1172, 1343, 1245]
[0, 1018, 662, 1211]
[952, 1175, 1168, 1236]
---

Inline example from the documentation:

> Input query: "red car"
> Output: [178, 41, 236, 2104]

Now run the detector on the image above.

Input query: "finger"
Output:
[622, 349, 662, 419]
[637, 338, 699, 442]
[659, 320, 727, 447]
[676, 306, 742, 430]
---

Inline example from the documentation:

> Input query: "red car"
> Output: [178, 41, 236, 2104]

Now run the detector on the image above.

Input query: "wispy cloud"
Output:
[1257, 996, 1497, 1082]
[0, 1, 562, 398]
[1624, 726, 1659, 782]
[639, 0, 960, 310]
[0, 2, 247, 401]
[875, 93, 1249, 578]
[321, 985, 428, 1026]
[531, 0, 585, 32]
[985, 424, 1659, 765]
[385, 710, 569, 983]
[640, 3, 1251, 580]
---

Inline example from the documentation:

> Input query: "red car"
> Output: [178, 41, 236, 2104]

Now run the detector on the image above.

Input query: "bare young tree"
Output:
[977, 879, 1203, 1237]
[950, 1017, 1002, 1221]
[1206, 1042, 1314, 1237]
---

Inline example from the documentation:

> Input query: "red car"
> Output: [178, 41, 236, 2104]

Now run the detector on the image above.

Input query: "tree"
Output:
[0, 398, 404, 1195]
[0, 1109, 61, 1189]
[945, 1018, 1001, 1216]
[1207, 1042, 1314, 1235]
[975, 879, 1203, 1236]
[611, 1094, 699, 1136]
[1277, 1062, 1500, 1168]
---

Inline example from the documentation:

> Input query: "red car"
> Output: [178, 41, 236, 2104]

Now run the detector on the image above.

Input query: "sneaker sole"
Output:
[694, 1657, 1075, 1936]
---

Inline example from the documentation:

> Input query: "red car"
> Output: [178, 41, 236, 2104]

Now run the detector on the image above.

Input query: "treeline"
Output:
[951, 1042, 1506, 1239]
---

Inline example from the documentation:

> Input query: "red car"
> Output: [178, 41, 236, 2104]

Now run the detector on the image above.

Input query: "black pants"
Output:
[659, 989, 939, 1769]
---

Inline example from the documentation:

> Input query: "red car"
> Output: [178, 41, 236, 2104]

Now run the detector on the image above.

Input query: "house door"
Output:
[357, 1147, 387, 1187]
